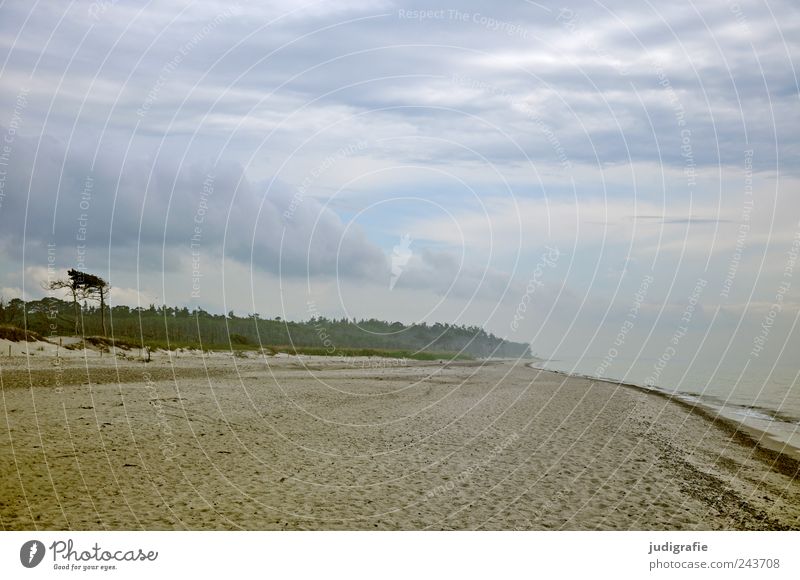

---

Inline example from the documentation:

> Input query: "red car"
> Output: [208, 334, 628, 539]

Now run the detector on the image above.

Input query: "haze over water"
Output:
[537, 355, 800, 454]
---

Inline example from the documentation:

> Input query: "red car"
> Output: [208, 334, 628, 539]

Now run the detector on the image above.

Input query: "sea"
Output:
[532, 354, 800, 457]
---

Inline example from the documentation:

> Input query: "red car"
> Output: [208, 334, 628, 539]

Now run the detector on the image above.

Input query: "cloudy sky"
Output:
[1, 0, 799, 369]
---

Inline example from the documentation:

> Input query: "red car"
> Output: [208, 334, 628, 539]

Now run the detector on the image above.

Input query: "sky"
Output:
[0, 0, 799, 370]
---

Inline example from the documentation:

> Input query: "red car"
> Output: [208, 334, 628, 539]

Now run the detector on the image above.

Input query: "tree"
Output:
[43, 269, 109, 336]
[44, 271, 87, 334]
[81, 273, 110, 337]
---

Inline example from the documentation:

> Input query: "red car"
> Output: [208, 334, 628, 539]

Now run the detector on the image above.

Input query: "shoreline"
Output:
[526, 362, 800, 470]
[2, 353, 798, 529]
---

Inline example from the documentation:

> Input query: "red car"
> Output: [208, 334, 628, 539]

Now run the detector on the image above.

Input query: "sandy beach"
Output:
[1, 345, 798, 530]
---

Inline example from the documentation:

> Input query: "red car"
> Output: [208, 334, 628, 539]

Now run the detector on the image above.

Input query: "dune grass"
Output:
[76, 335, 472, 361]
[0, 325, 48, 342]
[1, 321, 474, 361]
[263, 345, 472, 360]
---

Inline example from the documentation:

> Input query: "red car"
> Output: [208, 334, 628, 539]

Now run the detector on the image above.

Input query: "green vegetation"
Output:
[0, 324, 48, 343]
[0, 296, 531, 360]
[265, 345, 472, 360]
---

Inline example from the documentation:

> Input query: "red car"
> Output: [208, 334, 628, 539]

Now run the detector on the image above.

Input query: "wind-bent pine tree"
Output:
[77, 271, 110, 337]
[43, 269, 110, 336]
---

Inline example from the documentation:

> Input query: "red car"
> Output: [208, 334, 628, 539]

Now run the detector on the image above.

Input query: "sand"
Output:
[1, 348, 798, 530]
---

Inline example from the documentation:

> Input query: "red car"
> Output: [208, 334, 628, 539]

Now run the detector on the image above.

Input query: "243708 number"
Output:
[735, 559, 780, 569]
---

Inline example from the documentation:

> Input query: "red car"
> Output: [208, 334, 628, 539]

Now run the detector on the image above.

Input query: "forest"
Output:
[0, 296, 532, 360]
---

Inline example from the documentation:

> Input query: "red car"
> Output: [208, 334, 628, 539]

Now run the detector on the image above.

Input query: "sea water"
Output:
[534, 355, 800, 456]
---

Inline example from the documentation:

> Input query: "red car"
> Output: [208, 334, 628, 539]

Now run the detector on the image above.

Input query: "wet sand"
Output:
[1, 348, 798, 530]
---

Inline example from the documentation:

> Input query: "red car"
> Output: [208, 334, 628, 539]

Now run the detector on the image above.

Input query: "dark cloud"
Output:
[0, 127, 387, 282]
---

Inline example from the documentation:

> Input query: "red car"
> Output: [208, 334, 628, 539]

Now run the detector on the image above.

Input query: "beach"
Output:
[1, 346, 798, 530]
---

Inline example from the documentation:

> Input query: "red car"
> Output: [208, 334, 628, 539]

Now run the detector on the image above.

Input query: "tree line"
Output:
[0, 269, 531, 358]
